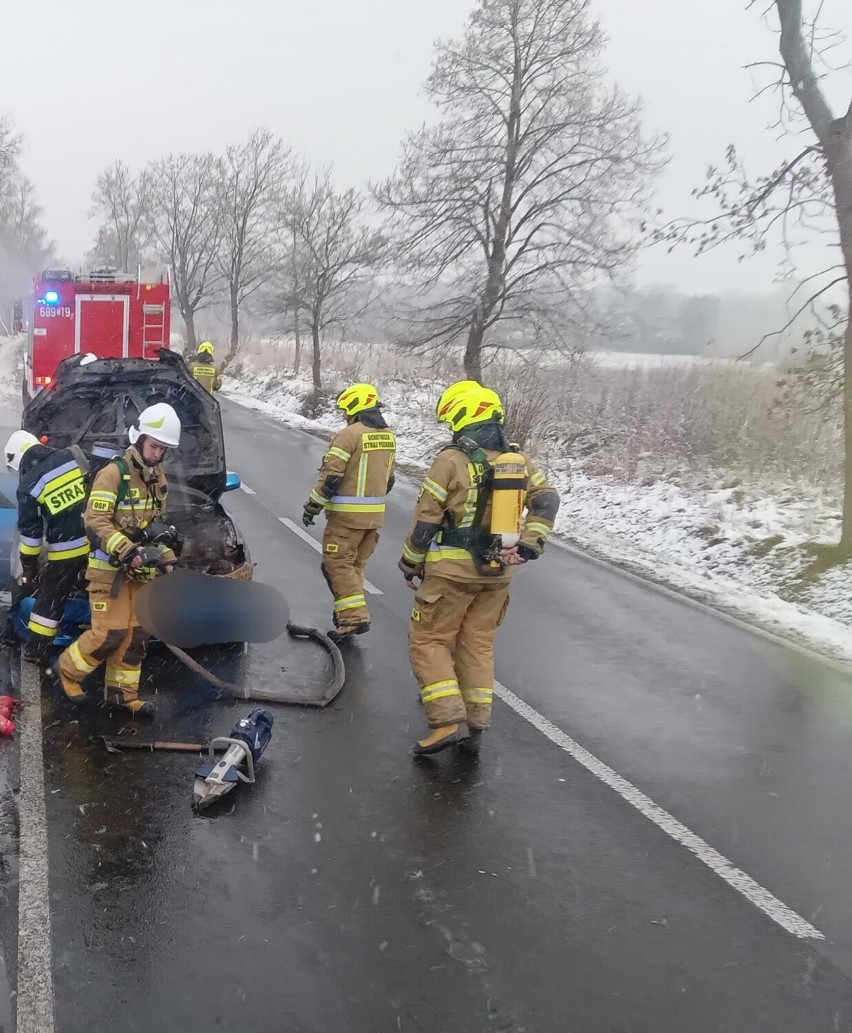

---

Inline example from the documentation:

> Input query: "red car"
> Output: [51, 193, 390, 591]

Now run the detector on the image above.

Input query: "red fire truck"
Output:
[23, 268, 171, 403]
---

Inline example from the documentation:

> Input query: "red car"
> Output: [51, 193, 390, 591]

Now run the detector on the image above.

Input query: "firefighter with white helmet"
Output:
[399, 381, 560, 755]
[301, 383, 396, 644]
[57, 403, 182, 715]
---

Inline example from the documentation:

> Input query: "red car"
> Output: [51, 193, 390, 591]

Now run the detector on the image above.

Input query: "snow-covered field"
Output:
[0, 336, 24, 405]
[224, 363, 852, 665]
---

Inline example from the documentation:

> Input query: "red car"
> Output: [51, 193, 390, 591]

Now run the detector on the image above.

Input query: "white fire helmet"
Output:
[4, 430, 40, 472]
[128, 403, 182, 449]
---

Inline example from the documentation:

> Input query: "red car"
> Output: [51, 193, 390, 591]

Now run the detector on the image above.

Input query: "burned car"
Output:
[20, 348, 251, 582]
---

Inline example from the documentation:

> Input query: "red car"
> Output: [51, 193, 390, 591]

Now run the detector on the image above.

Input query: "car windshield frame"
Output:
[21, 351, 227, 500]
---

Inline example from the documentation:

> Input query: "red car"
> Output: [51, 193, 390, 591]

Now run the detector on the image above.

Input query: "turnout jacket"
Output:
[401, 432, 560, 584]
[84, 447, 175, 586]
[189, 352, 221, 393]
[309, 412, 396, 530]
[17, 445, 89, 564]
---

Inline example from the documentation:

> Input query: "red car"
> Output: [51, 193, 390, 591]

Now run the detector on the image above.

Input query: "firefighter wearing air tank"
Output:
[302, 383, 396, 644]
[57, 403, 182, 716]
[4, 430, 90, 665]
[189, 341, 221, 393]
[399, 382, 560, 755]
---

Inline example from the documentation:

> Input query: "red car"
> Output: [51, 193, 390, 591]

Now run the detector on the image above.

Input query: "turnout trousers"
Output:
[321, 522, 379, 629]
[408, 573, 510, 730]
[58, 577, 148, 705]
[25, 557, 87, 658]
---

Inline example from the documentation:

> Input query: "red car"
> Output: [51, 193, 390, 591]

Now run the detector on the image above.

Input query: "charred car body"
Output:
[11, 349, 250, 645]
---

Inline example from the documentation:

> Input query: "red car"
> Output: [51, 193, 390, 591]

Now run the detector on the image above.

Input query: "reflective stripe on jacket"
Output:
[84, 448, 173, 585]
[16, 446, 88, 562]
[309, 421, 396, 529]
[191, 360, 216, 393]
[401, 447, 560, 583]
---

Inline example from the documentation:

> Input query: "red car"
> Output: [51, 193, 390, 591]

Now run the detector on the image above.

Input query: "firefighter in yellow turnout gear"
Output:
[57, 404, 181, 716]
[400, 382, 560, 755]
[189, 341, 221, 393]
[302, 384, 396, 644]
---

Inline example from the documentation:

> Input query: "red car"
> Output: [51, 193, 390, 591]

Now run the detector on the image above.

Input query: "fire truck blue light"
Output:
[44, 291, 59, 304]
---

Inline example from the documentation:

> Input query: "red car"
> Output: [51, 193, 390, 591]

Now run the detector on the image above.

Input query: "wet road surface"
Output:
[5, 397, 852, 1031]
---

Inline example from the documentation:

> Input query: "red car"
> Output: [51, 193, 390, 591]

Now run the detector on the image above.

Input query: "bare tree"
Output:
[374, 0, 662, 380]
[278, 166, 385, 390]
[217, 129, 291, 363]
[659, 2, 852, 551]
[0, 116, 21, 205]
[90, 160, 151, 272]
[0, 120, 53, 328]
[269, 207, 310, 375]
[1, 177, 52, 265]
[145, 153, 222, 351]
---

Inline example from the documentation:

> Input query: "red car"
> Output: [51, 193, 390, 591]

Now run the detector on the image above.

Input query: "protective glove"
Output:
[19, 558, 40, 590]
[398, 557, 423, 589]
[302, 500, 323, 527]
[517, 544, 538, 561]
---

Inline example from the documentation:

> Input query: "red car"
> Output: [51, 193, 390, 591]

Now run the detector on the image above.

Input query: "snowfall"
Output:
[1, 333, 849, 666]
[223, 361, 852, 667]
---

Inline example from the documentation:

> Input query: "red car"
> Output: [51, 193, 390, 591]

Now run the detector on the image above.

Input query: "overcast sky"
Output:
[2, 0, 850, 293]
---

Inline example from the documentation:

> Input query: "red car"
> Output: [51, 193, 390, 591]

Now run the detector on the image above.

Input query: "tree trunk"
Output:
[311, 323, 322, 391]
[464, 322, 484, 380]
[294, 308, 302, 375]
[822, 137, 852, 547]
[464, 47, 522, 383]
[183, 310, 197, 352]
[776, 0, 852, 550]
[842, 292, 852, 548]
[291, 224, 301, 378]
[228, 283, 240, 364]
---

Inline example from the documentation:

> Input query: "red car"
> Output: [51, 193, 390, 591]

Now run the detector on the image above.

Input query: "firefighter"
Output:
[4, 430, 90, 665]
[189, 341, 220, 393]
[399, 382, 560, 756]
[57, 403, 182, 716]
[301, 383, 396, 644]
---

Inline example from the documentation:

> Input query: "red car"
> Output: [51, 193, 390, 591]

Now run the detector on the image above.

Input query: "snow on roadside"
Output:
[223, 367, 852, 665]
[0, 336, 24, 405]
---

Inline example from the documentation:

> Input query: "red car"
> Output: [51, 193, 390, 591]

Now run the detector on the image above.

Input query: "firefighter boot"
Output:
[413, 722, 469, 756]
[328, 621, 371, 645]
[122, 699, 156, 718]
[457, 728, 483, 755]
[23, 636, 53, 667]
[105, 692, 156, 718]
[57, 669, 86, 705]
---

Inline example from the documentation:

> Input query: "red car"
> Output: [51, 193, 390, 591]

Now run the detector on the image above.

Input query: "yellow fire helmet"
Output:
[336, 383, 380, 416]
[435, 380, 481, 422]
[198, 341, 215, 356]
[436, 383, 504, 432]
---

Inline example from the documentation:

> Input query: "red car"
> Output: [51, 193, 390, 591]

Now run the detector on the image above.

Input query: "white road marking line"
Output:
[493, 679, 824, 942]
[17, 661, 55, 1032]
[278, 518, 383, 595]
[239, 482, 256, 495]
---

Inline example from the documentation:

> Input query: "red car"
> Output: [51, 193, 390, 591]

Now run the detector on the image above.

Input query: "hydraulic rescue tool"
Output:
[193, 708, 274, 810]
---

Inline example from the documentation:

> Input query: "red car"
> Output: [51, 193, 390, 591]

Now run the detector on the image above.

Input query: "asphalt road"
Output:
[5, 395, 852, 1031]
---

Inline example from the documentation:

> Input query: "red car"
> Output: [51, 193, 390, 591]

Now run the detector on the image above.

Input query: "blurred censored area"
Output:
[137, 569, 289, 647]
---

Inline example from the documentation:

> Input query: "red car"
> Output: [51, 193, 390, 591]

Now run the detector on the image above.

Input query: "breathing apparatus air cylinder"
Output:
[488, 451, 527, 547]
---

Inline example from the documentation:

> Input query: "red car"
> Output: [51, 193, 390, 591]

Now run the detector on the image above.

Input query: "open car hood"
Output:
[21, 350, 227, 500]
